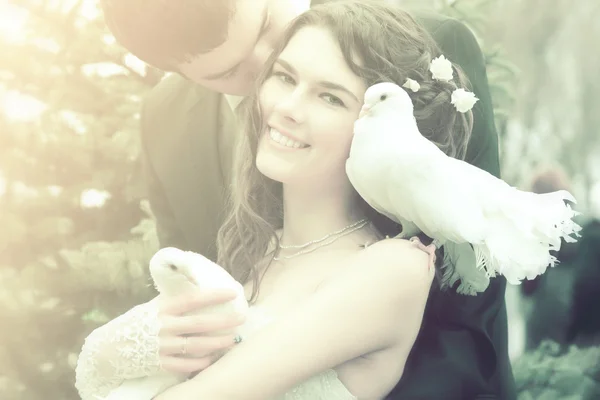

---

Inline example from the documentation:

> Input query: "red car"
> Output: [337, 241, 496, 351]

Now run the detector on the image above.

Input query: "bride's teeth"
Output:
[269, 128, 307, 148]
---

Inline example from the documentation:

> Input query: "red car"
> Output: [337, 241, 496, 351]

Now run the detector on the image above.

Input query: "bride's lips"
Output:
[266, 126, 310, 149]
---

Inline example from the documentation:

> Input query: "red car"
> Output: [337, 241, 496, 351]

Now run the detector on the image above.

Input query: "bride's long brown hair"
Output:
[217, 0, 474, 302]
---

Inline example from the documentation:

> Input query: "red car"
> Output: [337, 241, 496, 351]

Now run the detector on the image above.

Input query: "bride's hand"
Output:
[156, 289, 246, 374]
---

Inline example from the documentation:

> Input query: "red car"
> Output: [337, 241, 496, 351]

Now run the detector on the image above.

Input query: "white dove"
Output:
[346, 82, 581, 295]
[103, 247, 248, 400]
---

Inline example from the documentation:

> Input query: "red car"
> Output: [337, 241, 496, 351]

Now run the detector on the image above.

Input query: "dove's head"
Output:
[360, 82, 414, 119]
[149, 247, 203, 296]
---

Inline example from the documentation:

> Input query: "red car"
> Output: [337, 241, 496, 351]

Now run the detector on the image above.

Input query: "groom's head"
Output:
[101, 0, 311, 95]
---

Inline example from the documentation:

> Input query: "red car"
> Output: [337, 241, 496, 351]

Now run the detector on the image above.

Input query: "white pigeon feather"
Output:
[346, 82, 581, 294]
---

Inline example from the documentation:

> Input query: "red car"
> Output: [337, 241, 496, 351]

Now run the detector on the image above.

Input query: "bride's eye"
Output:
[321, 93, 346, 107]
[272, 71, 295, 85]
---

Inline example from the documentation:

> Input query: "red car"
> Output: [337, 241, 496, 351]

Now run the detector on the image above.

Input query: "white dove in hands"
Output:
[103, 248, 248, 400]
[150, 247, 248, 322]
[346, 82, 581, 295]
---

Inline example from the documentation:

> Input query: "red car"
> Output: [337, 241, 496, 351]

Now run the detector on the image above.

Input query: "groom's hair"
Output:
[100, 0, 237, 71]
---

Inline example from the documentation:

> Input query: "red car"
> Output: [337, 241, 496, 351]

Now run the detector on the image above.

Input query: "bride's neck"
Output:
[279, 184, 365, 246]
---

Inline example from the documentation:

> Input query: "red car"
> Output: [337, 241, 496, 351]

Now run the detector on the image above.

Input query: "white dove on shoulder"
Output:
[347, 57, 580, 296]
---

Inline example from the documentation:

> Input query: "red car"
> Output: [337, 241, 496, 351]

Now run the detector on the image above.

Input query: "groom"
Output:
[101, 0, 516, 398]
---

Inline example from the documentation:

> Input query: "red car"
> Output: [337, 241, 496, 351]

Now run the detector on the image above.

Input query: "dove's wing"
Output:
[151, 249, 248, 318]
[444, 156, 575, 244]
[349, 106, 512, 245]
[183, 252, 249, 317]
[384, 139, 490, 244]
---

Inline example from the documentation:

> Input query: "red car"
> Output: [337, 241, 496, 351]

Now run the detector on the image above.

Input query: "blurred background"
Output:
[0, 0, 599, 399]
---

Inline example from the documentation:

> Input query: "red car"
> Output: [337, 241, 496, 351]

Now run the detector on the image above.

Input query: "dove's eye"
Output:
[168, 264, 177, 271]
[380, 94, 387, 101]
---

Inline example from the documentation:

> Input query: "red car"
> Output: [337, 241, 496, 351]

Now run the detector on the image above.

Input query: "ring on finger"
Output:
[180, 335, 188, 355]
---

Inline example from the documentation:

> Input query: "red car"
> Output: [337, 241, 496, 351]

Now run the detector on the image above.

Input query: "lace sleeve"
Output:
[74, 299, 163, 400]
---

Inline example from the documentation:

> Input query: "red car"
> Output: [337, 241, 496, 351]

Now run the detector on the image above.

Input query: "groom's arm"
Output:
[388, 16, 516, 400]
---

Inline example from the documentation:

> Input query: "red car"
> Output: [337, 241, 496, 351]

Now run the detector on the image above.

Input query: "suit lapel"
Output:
[174, 91, 238, 260]
[216, 95, 240, 192]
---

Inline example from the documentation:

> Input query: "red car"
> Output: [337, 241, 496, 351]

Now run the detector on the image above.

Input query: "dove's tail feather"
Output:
[440, 242, 491, 296]
[509, 190, 581, 245]
[475, 189, 581, 284]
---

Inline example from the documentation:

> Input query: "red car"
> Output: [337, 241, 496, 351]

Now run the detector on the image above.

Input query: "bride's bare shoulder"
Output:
[359, 237, 434, 281]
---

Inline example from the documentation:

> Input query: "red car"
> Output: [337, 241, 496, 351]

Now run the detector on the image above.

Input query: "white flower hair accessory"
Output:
[402, 53, 478, 113]
[429, 54, 453, 82]
[451, 88, 479, 113]
[402, 78, 420, 92]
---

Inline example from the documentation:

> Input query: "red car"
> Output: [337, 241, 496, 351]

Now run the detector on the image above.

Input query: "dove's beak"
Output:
[181, 270, 199, 286]
[359, 104, 371, 119]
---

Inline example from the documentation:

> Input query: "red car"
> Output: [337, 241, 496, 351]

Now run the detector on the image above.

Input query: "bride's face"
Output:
[255, 26, 366, 189]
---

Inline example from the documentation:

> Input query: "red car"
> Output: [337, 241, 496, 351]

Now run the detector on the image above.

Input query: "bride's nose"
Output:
[272, 90, 306, 124]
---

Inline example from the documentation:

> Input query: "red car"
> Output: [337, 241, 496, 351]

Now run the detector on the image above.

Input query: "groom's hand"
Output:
[156, 290, 246, 374]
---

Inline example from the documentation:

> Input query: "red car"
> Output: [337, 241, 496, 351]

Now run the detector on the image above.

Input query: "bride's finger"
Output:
[159, 290, 238, 316]
[159, 334, 238, 357]
[161, 313, 245, 335]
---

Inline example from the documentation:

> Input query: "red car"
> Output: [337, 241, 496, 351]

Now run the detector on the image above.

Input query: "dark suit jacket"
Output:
[139, 10, 516, 400]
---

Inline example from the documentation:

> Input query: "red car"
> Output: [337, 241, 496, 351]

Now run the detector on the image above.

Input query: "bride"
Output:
[76, 2, 482, 399]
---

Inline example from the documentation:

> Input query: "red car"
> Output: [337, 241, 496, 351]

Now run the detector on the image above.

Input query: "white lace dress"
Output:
[74, 301, 357, 400]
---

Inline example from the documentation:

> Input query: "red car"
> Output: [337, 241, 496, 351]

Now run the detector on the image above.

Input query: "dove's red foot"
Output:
[409, 237, 437, 270]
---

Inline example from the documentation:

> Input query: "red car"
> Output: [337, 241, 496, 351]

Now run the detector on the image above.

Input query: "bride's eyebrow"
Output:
[317, 81, 359, 103]
[275, 59, 360, 103]
[274, 59, 295, 73]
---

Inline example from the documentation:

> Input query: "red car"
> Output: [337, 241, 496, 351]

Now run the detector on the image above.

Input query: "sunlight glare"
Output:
[80, 189, 111, 208]
[59, 110, 88, 135]
[81, 63, 128, 78]
[124, 54, 147, 76]
[0, 3, 28, 44]
[1, 91, 47, 122]
[80, 0, 100, 20]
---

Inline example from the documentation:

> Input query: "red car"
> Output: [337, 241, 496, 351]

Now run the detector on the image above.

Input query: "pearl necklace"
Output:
[274, 218, 369, 261]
